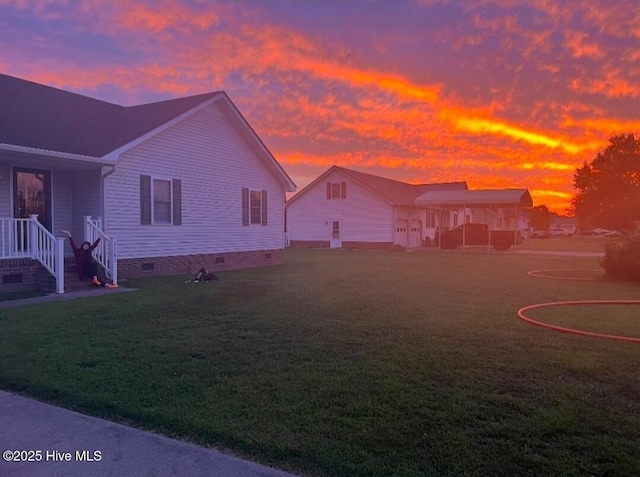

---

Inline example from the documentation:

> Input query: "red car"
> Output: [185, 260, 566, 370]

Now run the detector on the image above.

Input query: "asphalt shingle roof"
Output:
[335, 166, 468, 205]
[0, 73, 219, 157]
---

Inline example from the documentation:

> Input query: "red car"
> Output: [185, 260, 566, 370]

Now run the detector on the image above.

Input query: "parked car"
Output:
[549, 227, 569, 237]
[528, 228, 550, 239]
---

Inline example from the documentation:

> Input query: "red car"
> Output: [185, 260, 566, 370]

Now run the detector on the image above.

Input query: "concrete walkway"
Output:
[0, 286, 137, 309]
[0, 391, 299, 477]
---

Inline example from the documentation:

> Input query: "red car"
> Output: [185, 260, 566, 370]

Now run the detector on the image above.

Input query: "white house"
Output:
[286, 166, 468, 249]
[286, 166, 532, 249]
[0, 73, 295, 294]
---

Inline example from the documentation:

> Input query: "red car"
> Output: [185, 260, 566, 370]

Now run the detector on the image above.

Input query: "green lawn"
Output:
[1, 249, 639, 476]
[514, 236, 606, 252]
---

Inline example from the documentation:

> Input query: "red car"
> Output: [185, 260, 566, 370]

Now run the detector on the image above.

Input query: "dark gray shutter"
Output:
[261, 190, 268, 226]
[140, 175, 151, 225]
[341, 181, 347, 199]
[242, 187, 249, 226]
[172, 179, 182, 225]
[326, 182, 331, 199]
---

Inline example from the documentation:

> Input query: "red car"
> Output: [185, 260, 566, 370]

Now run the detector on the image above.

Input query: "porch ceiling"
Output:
[0, 147, 112, 171]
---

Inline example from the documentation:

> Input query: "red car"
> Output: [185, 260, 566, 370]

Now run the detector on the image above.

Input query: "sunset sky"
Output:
[1, 0, 639, 213]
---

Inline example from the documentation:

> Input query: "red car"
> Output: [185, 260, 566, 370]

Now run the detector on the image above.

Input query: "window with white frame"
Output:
[250, 190, 262, 224]
[326, 181, 346, 200]
[153, 178, 172, 223]
[242, 187, 267, 226]
[426, 211, 436, 228]
[331, 183, 341, 199]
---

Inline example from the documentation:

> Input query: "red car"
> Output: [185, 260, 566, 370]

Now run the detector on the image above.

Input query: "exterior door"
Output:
[330, 220, 342, 248]
[394, 219, 408, 247]
[13, 168, 52, 231]
[409, 220, 422, 248]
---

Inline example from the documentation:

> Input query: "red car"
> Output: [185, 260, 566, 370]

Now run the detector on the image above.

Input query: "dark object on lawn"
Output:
[186, 267, 218, 283]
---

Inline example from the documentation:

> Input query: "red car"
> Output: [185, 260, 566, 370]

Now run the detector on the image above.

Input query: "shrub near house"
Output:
[602, 226, 640, 281]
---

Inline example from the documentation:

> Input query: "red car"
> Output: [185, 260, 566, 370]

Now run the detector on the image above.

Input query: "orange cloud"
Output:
[565, 31, 605, 59]
[4, 0, 635, 216]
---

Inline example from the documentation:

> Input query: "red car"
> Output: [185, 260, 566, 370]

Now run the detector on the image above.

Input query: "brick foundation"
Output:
[289, 240, 330, 248]
[342, 241, 394, 250]
[0, 258, 45, 294]
[118, 249, 284, 279]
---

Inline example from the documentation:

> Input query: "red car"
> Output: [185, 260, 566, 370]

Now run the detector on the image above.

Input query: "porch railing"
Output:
[84, 216, 117, 285]
[0, 216, 65, 294]
[0, 218, 31, 258]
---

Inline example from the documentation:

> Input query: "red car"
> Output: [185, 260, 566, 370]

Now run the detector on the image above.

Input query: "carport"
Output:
[414, 189, 533, 249]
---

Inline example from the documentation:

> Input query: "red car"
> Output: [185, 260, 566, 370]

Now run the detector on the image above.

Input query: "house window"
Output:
[426, 211, 436, 228]
[140, 175, 182, 226]
[452, 212, 459, 228]
[242, 187, 268, 226]
[250, 190, 262, 224]
[326, 181, 346, 200]
[153, 179, 172, 223]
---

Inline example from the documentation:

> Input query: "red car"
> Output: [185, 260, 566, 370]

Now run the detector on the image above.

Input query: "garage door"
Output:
[394, 219, 408, 247]
[409, 220, 422, 248]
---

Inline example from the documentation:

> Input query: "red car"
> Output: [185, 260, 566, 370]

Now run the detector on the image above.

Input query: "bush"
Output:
[601, 226, 640, 281]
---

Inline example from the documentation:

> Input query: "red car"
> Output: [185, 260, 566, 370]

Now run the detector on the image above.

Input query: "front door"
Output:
[330, 220, 342, 248]
[13, 168, 52, 231]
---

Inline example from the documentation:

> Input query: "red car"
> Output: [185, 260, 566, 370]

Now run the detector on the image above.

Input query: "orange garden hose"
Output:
[527, 269, 603, 281]
[517, 300, 640, 344]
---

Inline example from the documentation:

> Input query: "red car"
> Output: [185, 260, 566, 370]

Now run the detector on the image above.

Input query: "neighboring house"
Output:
[286, 166, 532, 249]
[0, 73, 295, 294]
[286, 166, 468, 249]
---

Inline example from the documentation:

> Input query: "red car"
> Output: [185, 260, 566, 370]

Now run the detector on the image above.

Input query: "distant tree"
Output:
[571, 133, 640, 230]
[530, 205, 550, 230]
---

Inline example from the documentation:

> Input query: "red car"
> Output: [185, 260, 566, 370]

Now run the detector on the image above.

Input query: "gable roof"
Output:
[415, 188, 533, 208]
[287, 165, 468, 207]
[0, 73, 296, 191]
[0, 73, 219, 157]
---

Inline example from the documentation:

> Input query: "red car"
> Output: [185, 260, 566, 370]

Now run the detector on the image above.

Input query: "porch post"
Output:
[55, 237, 65, 294]
[110, 238, 118, 285]
[29, 214, 39, 258]
[488, 204, 492, 251]
[83, 215, 92, 243]
[514, 203, 519, 245]
[462, 204, 466, 250]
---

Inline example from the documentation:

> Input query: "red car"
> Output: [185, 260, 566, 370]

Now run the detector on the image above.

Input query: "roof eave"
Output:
[0, 142, 115, 166]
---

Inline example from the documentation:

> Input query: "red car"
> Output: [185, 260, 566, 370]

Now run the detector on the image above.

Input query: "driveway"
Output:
[0, 391, 299, 477]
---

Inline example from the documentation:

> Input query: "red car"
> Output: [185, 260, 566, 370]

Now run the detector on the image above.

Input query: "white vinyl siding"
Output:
[71, 169, 102, 242]
[103, 101, 285, 259]
[288, 170, 393, 243]
[51, 170, 73, 255]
